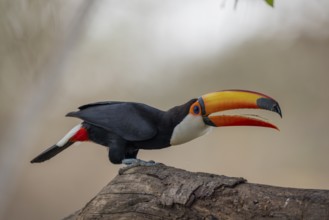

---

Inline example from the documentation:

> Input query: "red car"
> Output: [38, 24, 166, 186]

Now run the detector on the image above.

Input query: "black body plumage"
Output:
[66, 99, 196, 164]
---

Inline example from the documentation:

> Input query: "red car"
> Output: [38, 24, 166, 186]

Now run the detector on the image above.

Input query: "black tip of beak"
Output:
[257, 98, 282, 118]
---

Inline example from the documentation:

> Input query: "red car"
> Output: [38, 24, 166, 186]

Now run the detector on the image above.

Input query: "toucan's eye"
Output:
[193, 105, 200, 115]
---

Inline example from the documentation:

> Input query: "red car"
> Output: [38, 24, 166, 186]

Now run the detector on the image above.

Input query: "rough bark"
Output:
[65, 164, 329, 220]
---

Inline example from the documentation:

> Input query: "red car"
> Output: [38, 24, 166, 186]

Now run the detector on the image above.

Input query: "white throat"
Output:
[170, 114, 212, 145]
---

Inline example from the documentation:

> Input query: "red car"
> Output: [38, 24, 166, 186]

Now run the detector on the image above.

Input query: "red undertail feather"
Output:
[69, 127, 89, 142]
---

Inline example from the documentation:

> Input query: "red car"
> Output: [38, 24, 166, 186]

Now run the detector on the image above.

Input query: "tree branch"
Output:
[65, 164, 329, 219]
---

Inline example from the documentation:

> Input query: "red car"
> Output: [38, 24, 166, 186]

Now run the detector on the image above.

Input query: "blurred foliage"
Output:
[0, 1, 62, 78]
[0, 1, 65, 124]
[265, 0, 274, 7]
[235, 0, 274, 8]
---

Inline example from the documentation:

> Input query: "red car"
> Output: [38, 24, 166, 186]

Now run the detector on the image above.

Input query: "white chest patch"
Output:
[170, 114, 212, 145]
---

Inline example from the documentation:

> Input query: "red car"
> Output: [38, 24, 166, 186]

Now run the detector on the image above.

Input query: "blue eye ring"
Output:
[193, 105, 200, 115]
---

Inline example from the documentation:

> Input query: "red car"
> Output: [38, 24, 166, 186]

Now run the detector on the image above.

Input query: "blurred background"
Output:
[1, 0, 329, 219]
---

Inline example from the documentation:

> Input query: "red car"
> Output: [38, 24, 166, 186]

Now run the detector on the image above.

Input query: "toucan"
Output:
[31, 90, 282, 165]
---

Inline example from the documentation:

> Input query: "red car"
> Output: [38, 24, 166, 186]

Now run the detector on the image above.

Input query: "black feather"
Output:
[66, 102, 160, 141]
[30, 142, 73, 163]
[77, 101, 124, 110]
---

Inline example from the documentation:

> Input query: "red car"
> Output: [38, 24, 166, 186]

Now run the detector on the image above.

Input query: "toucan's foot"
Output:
[119, 159, 158, 175]
[122, 158, 157, 166]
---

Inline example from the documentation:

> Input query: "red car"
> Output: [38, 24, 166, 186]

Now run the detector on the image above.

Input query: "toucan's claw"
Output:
[119, 159, 159, 174]
[122, 158, 158, 166]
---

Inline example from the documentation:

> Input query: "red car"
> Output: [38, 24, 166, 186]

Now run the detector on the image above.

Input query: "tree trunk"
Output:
[65, 164, 329, 220]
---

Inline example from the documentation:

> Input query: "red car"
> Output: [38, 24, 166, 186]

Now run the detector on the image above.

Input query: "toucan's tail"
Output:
[31, 124, 88, 163]
[30, 143, 74, 163]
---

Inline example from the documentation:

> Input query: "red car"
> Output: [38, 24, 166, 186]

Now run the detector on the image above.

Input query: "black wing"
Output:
[78, 101, 123, 110]
[66, 102, 159, 141]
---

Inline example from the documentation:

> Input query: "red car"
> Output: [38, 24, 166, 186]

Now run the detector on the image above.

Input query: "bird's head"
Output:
[170, 90, 282, 145]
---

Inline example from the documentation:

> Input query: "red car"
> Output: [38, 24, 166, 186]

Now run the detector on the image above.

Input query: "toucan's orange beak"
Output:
[198, 90, 282, 129]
